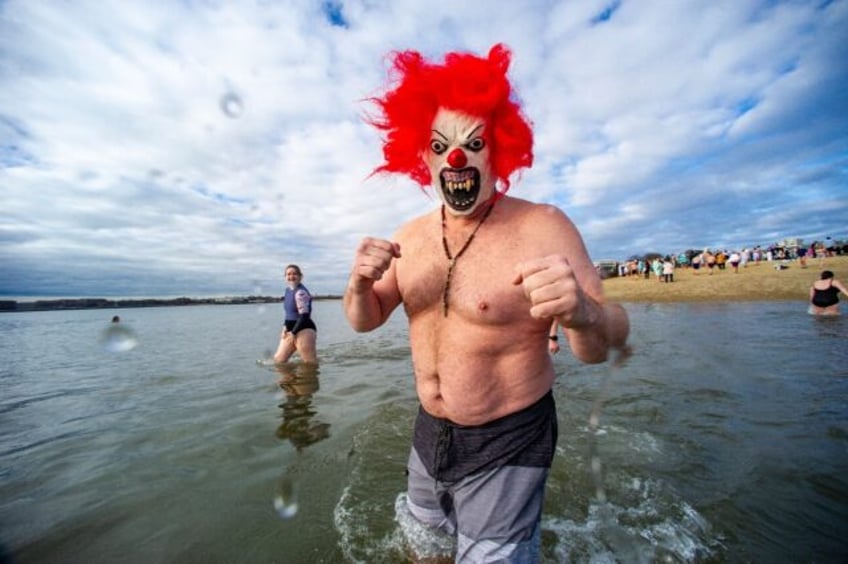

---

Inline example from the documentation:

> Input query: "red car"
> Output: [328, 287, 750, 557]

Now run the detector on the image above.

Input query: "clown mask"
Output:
[426, 109, 496, 217]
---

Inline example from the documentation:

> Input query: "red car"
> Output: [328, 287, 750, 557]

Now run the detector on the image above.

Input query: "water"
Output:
[1, 301, 846, 563]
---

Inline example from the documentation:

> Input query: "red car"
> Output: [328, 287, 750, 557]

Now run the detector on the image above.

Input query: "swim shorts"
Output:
[405, 391, 557, 562]
[284, 318, 317, 334]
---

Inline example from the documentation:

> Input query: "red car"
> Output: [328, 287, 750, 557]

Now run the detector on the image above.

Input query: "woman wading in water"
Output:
[809, 270, 847, 316]
[274, 264, 318, 363]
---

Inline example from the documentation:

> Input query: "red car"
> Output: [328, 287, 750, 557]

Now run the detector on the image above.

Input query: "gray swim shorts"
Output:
[405, 391, 557, 563]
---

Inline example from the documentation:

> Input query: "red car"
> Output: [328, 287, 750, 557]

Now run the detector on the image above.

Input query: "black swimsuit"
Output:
[812, 281, 840, 308]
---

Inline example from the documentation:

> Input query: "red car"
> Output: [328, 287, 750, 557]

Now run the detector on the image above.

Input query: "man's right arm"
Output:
[343, 237, 402, 332]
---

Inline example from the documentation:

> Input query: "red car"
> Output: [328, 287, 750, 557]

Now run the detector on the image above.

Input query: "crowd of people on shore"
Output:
[603, 241, 845, 316]
[614, 241, 840, 283]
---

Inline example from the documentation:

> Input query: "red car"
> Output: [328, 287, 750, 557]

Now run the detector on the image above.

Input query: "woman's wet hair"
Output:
[820, 270, 834, 280]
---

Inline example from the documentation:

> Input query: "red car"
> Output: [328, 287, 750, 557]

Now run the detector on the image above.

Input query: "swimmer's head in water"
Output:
[367, 43, 533, 215]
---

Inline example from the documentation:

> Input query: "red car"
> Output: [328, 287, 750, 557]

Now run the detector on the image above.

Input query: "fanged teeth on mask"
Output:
[446, 180, 473, 192]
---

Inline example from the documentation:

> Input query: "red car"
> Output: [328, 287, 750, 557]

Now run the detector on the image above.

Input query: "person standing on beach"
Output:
[809, 270, 847, 316]
[815, 242, 828, 267]
[652, 256, 663, 282]
[662, 257, 674, 283]
[728, 250, 741, 274]
[274, 264, 318, 364]
[691, 253, 702, 274]
[797, 246, 808, 268]
[703, 249, 716, 275]
[344, 44, 629, 562]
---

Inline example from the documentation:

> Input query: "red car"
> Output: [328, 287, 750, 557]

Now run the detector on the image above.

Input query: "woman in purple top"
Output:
[273, 264, 318, 363]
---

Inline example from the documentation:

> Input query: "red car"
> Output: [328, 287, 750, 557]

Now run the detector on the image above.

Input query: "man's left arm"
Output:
[560, 291, 629, 364]
[515, 254, 629, 363]
[514, 206, 629, 364]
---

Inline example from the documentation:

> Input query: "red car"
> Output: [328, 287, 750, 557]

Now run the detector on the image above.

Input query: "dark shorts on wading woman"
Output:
[285, 318, 317, 334]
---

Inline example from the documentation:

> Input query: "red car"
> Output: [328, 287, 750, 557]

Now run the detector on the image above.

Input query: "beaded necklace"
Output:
[440, 201, 495, 316]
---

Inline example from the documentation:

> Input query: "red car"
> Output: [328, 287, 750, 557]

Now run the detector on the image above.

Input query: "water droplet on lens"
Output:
[219, 92, 244, 118]
[100, 324, 138, 353]
[252, 280, 264, 296]
[273, 479, 298, 519]
[251, 281, 267, 315]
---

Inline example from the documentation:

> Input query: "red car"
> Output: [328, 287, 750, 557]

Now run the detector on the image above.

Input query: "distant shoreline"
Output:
[0, 295, 343, 313]
[4, 255, 844, 311]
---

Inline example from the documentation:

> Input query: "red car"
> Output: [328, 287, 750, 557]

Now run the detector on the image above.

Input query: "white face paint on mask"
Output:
[425, 109, 496, 217]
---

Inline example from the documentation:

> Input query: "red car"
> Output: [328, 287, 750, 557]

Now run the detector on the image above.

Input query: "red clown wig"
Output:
[368, 43, 534, 192]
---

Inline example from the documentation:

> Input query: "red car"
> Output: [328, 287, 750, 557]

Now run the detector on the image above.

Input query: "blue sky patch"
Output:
[322, 2, 348, 28]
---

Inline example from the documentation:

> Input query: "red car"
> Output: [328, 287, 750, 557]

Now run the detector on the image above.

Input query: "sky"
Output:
[1, 0, 846, 298]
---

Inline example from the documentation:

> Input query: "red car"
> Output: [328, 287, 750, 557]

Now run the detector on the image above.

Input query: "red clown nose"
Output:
[447, 148, 467, 168]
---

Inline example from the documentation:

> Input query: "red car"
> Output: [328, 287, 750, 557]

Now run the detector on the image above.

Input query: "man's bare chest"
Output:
[396, 233, 524, 320]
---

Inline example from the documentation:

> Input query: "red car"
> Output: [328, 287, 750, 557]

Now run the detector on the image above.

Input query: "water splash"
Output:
[588, 345, 632, 501]
[394, 493, 455, 559]
[582, 345, 644, 561]
[543, 489, 715, 563]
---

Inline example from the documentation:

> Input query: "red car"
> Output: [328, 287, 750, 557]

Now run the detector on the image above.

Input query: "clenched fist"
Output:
[513, 254, 598, 329]
[348, 237, 402, 292]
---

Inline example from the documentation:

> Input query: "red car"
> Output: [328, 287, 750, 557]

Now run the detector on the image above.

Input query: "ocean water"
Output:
[0, 301, 846, 563]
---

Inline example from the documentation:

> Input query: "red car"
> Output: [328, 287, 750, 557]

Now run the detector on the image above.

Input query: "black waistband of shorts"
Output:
[413, 390, 557, 482]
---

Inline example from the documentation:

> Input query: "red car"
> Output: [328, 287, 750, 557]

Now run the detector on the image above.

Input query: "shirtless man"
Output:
[344, 44, 629, 562]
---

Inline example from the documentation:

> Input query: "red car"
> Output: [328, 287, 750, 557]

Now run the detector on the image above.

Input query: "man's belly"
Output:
[415, 364, 554, 426]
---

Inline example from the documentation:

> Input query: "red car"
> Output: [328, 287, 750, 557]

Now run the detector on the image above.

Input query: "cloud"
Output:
[1, 0, 846, 297]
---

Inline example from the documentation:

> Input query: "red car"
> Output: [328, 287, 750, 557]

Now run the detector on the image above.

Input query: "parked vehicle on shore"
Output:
[594, 259, 620, 279]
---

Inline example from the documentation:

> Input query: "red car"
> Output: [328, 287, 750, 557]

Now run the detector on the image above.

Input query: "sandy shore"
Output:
[601, 255, 847, 303]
